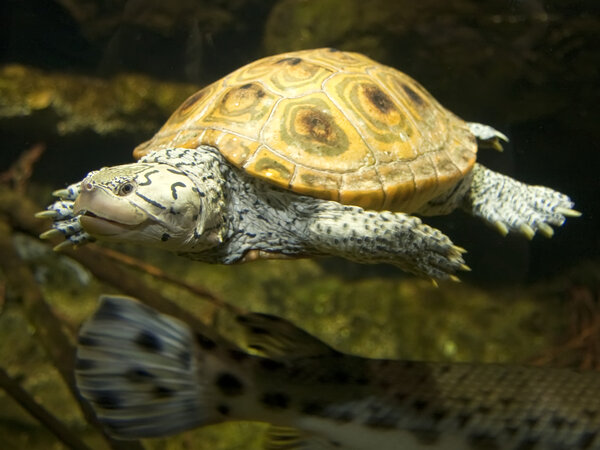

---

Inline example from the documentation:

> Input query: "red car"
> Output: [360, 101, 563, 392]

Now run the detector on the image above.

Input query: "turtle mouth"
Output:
[73, 185, 149, 236]
[78, 210, 143, 236]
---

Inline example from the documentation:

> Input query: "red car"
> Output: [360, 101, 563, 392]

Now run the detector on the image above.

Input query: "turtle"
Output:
[38, 48, 579, 280]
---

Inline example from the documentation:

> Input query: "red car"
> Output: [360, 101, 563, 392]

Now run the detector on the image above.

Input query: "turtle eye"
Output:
[117, 182, 135, 196]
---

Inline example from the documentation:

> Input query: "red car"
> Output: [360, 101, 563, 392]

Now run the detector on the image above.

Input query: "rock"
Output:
[0, 64, 197, 137]
[264, 0, 600, 127]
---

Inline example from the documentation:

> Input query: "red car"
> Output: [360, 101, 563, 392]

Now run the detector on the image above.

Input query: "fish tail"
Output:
[76, 295, 217, 439]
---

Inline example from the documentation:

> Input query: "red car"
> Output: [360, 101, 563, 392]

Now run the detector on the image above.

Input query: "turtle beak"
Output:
[74, 182, 148, 236]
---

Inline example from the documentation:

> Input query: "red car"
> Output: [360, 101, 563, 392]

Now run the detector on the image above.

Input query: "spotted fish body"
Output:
[76, 296, 600, 449]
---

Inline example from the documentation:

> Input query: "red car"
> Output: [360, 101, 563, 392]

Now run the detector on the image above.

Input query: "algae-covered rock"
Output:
[263, 0, 397, 61]
[0, 64, 199, 180]
[0, 64, 197, 137]
[51, 0, 276, 82]
[56, 0, 266, 42]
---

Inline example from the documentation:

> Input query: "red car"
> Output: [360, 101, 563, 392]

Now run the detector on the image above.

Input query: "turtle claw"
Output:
[52, 188, 71, 199]
[493, 220, 509, 236]
[537, 222, 554, 238]
[40, 229, 64, 240]
[415, 238, 469, 282]
[43, 216, 93, 250]
[452, 245, 468, 254]
[492, 188, 574, 240]
[517, 186, 577, 238]
[518, 223, 535, 240]
[35, 210, 60, 219]
[38, 180, 93, 249]
[52, 231, 93, 251]
[52, 181, 83, 200]
[555, 207, 582, 218]
[53, 240, 75, 252]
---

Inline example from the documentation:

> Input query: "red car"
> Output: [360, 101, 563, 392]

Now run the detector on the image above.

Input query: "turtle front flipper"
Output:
[306, 204, 468, 281]
[463, 163, 580, 239]
[36, 180, 95, 250]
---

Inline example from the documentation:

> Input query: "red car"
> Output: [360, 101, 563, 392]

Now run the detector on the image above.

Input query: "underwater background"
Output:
[0, 0, 599, 448]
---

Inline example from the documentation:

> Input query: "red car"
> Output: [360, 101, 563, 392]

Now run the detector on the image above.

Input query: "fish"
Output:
[76, 295, 600, 449]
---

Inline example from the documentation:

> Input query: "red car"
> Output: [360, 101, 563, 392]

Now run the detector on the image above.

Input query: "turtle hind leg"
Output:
[467, 122, 508, 151]
[463, 163, 580, 239]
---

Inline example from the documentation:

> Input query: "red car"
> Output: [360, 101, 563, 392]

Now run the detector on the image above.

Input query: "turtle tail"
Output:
[75, 295, 218, 439]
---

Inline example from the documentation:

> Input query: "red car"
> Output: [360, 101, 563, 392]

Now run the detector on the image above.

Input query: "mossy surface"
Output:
[0, 64, 198, 137]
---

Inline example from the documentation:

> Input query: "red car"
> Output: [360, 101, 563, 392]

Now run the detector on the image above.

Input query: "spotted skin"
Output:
[76, 295, 600, 449]
[43, 147, 465, 279]
[41, 143, 577, 279]
[38, 49, 579, 278]
[462, 165, 575, 238]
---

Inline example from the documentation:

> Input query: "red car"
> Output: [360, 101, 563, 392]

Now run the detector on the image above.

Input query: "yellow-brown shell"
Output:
[134, 48, 476, 212]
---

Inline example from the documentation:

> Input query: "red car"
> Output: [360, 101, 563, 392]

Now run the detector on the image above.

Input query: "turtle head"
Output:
[73, 162, 217, 251]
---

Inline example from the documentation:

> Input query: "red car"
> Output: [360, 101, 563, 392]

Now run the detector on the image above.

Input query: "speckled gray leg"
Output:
[462, 163, 580, 239]
[36, 180, 94, 248]
[169, 148, 468, 280]
[305, 204, 466, 280]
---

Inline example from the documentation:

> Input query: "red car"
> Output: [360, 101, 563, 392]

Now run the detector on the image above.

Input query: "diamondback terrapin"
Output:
[38, 48, 579, 280]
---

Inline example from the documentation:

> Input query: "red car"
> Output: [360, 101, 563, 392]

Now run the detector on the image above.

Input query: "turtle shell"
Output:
[133, 48, 476, 212]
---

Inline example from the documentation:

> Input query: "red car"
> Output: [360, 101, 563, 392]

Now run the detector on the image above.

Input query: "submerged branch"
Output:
[92, 245, 244, 315]
[63, 244, 239, 348]
[0, 366, 91, 450]
[0, 143, 45, 193]
[532, 313, 600, 368]
[0, 219, 143, 450]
